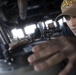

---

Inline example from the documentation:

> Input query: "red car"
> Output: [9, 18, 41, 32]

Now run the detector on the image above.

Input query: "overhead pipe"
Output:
[27, 5, 40, 10]
[0, 9, 7, 21]
[18, 0, 28, 20]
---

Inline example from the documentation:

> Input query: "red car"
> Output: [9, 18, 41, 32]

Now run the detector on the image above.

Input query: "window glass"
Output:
[24, 24, 36, 35]
[45, 19, 53, 29]
[11, 29, 24, 39]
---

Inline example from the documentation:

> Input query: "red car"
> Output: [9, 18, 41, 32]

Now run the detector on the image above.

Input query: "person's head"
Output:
[56, 0, 76, 36]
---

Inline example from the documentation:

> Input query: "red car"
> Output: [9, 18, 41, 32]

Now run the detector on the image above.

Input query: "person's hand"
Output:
[28, 36, 76, 75]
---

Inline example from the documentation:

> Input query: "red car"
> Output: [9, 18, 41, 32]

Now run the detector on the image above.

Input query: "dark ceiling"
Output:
[0, 0, 63, 27]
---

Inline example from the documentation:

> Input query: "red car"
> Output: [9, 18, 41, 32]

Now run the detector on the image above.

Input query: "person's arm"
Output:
[9, 39, 29, 50]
